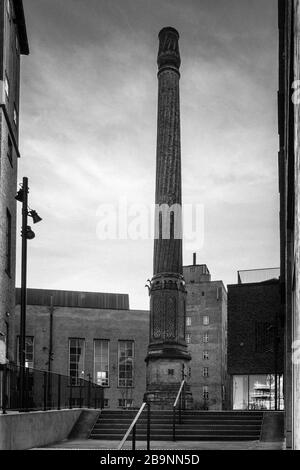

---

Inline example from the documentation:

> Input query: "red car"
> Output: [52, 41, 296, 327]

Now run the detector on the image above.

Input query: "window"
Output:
[7, 135, 13, 167]
[203, 386, 209, 400]
[203, 333, 209, 343]
[13, 105, 18, 127]
[5, 210, 11, 275]
[94, 340, 109, 386]
[186, 333, 191, 344]
[203, 367, 209, 377]
[118, 340, 134, 388]
[203, 315, 209, 326]
[186, 316, 191, 326]
[202, 292, 205, 296]
[188, 367, 191, 378]
[118, 398, 133, 408]
[69, 338, 85, 386]
[4, 73, 9, 98]
[203, 350, 209, 360]
[103, 399, 109, 408]
[17, 336, 34, 368]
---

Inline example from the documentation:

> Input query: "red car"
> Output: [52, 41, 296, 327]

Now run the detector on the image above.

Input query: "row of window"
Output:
[186, 333, 209, 344]
[186, 315, 210, 326]
[18, 337, 135, 388]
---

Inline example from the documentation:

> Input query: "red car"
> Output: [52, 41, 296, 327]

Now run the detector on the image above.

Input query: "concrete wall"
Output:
[0, 408, 82, 450]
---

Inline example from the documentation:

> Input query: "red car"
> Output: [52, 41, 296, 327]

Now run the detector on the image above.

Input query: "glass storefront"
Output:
[232, 375, 284, 410]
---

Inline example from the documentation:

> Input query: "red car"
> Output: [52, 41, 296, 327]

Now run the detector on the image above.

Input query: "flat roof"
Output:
[16, 288, 130, 310]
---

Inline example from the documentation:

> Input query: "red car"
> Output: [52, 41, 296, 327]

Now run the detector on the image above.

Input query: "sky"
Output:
[16, 0, 280, 310]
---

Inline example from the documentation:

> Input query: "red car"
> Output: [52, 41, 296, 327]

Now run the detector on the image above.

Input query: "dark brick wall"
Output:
[227, 280, 284, 375]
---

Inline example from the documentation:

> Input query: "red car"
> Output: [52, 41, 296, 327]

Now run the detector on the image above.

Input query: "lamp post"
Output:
[15, 177, 42, 411]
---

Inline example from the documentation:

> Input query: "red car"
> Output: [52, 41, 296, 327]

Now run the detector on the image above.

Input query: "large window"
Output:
[17, 336, 34, 368]
[5, 210, 11, 275]
[203, 367, 209, 377]
[118, 340, 134, 388]
[203, 315, 209, 326]
[69, 338, 85, 386]
[203, 333, 209, 343]
[203, 350, 209, 360]
[186, 333, 191, 344]
[94, 340, 109, 387]
[232, 375, 284, 410]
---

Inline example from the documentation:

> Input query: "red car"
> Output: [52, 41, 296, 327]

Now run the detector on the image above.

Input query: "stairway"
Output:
[90, 410, 264, 441]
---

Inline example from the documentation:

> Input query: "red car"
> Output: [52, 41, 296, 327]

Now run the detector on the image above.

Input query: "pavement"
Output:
[33, 439, 285, 451]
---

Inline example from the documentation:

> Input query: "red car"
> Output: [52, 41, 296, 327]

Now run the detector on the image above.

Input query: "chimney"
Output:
[193, 253, 197, 266]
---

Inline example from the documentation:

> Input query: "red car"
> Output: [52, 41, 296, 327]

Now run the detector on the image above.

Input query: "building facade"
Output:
[14, 262, 228, 411]
[0, 0, 29, 364]
[227, 269, 284, 411]
[14, 289, 149, 409]
[278, 0, 300, 450]
[183, 260, 228, 410]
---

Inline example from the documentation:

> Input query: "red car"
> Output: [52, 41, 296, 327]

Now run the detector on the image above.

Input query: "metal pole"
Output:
[274, 329, 279, 411]
[57, 374, 61, 410]
[173, 406, 176, 441]
[88, 374, 91, 408]
[79, 378, 82, 408]
[19, 177, 28, 411]
[69, 377, 73, 409]
[43, 371, 47, 411]
[147, 403, 151, 451]
[2, 365, 7, 414]
[48, 296, 54, 408]
[132, 424, 136, 451]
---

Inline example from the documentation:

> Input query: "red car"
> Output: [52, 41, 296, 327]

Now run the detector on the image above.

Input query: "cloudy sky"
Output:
[17, 0, 279, 309]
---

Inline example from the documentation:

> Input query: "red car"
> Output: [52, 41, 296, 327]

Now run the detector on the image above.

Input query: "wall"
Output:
[14, 305, 150, 409]
[184, 265, 227, 410]
[0, 0, 23, 365]
[227, 280, 283, 376]
[0, 408, 82, 450]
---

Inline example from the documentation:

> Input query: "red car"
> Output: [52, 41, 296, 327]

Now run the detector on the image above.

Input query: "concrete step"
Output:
[90, 410, 264, 442]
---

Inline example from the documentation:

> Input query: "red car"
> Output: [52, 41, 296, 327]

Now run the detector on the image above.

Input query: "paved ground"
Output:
[33, 439, 285, 451]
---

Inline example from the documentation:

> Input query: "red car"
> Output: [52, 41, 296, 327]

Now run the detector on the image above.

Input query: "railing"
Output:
[0, 363, 104, 414]
[173, 380, 185, 441]
[118, 401, 151, 451]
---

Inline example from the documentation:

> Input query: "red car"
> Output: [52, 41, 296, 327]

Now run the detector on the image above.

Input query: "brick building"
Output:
[0, 0, 29, 364]
[13, 260, 228, 410]
[183, 259, 228, 410]
[227, 269, 284, 411]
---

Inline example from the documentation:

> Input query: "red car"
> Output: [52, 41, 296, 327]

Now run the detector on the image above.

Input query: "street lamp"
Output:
[15, 176, 42, 411]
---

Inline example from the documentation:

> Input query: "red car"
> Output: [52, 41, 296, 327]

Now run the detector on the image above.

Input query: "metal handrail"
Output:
[118, 401, 151, 451]
[173, 380, 185, 441]
[173, 380, 185, 408]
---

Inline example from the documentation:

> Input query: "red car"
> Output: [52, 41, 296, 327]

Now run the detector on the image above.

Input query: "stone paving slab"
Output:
[33, 439, 285, 451]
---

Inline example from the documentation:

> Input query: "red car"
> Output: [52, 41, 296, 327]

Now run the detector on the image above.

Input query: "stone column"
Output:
[145, 27, 192, 409]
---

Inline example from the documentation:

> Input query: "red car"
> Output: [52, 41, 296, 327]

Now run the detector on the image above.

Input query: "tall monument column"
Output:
[145, 27, 192, 409]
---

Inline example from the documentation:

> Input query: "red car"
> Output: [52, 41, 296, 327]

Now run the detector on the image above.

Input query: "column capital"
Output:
[157, 27, 181, 71]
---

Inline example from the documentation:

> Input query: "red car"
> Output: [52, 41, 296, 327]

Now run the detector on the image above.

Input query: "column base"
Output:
[145, 357, 193, 410]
